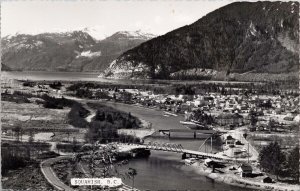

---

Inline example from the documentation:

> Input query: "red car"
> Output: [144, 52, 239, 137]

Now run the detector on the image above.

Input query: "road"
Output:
[228, 127, 259, 160]
[2, 137, 76, 190]
[40, 155, 75, 191]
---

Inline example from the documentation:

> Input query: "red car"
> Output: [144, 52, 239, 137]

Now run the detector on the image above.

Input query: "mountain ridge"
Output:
[1, 30, 155, 72]
[104, 1, 299, 80]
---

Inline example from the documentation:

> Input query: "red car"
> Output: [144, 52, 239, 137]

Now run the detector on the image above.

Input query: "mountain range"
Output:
[1, 30, 155, 72]
[103, 1, 299, 80]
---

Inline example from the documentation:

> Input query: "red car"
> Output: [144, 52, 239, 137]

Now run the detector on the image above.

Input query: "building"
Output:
[215, 113, 244, 126]
[238, 164, 253, 177]
[225, 135, 235, 146]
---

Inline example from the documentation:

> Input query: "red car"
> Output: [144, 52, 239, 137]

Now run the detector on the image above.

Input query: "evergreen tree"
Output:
[249, 109, 258, 127]
[259, 142, 285, 180]
[287, 146, 299, 183]
[106, 114, 114, 124]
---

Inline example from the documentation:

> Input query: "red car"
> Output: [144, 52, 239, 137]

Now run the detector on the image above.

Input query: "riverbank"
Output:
[190, 161, 300, 191]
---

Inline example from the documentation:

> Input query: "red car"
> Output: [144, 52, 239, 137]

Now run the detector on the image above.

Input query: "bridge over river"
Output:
[116, 142, 257, 162]
[158, 129, 220, 139]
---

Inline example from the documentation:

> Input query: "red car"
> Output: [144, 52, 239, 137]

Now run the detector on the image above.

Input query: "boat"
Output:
[179, 121, 197, 125]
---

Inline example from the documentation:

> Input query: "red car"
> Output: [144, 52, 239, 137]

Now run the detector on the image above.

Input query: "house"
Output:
[215, 113, 244, 126]
[238, 164, 253, 177]
[194, 97, 204, 107]
[283, 116, 294, 121]
[225, 135, 235, 146]
[204, 158, 225, 169]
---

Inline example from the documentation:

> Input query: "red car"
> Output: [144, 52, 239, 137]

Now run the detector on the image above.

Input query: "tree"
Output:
[268, 119, 276, 132]
[76, 88, 93, 98]
[259, 142, 285, 180]
[14, 125, 22, 142]
[95, 110, 106, 121]
[106, 114, 114, 124]
[288, 122, 299, 133]
[95, 91, 109, 99]
[249, 109, 258, 127]
[28, 130, 34, 143]
[127, 167, 137, 189]
[72, 137, 78, 152]
[287, 146, 299, 183]
[79, 144, 118, 178]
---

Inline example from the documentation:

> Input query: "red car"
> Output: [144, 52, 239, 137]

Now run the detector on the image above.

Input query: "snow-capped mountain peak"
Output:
[105, 30, 156, 41]
[117, 30, 156, 38]
[82, 26, 108, 41]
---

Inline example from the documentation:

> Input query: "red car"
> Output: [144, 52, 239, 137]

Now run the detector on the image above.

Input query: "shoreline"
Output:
[190, 162, 300, 191]
[3, 71, 268, 85]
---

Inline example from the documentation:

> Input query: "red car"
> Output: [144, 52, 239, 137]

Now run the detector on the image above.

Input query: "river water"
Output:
[3, 72, 253, 190]
[98, 102, 252, 190]
[117, 151, 248, 191]
[1, 71, 256, 85]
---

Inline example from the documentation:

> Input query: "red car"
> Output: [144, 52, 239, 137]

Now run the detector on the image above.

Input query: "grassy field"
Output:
[1, 101, 70, 130]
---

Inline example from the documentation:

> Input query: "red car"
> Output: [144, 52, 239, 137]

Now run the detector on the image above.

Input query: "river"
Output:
[97, 101, 252, 190]
[2, 71, 257, 85]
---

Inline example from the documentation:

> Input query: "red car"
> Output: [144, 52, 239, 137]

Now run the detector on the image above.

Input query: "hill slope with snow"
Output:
[1, 30, 155, 72]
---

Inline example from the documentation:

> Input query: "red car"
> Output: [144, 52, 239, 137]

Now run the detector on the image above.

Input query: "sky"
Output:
[1, 0, 231, 39]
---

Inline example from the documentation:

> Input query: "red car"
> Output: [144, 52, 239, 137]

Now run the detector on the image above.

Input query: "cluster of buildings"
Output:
[109, 89, 299, 133]
[4, 80, 298, 135]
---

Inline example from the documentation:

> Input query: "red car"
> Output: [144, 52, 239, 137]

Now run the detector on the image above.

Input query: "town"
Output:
[2, 0, 299, 190]
[1, 78, 299, 190]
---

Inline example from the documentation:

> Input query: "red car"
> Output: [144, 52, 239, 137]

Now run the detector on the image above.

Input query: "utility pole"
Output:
[210, 136, 213, 153]
[248, 142, 249, 164]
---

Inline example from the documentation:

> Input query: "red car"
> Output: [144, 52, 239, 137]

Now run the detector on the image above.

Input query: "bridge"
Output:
[158, 129, 219, 139]
[116, 142, 256, 162]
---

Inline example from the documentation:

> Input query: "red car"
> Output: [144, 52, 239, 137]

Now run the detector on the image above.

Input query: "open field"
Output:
[1, 96, 89, 142]
[2, 101, 70, 130]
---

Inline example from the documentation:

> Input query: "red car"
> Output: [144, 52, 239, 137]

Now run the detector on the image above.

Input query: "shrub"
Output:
[68, 103, 90, 128]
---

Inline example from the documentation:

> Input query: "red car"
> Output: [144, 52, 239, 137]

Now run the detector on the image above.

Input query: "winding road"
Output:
[40, 155, 74, 191]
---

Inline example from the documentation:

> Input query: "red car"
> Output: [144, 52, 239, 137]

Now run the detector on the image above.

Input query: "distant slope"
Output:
[1, 30, 155, 72]
[80, 31, 155, 72]
[104, 1, 299, 80]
